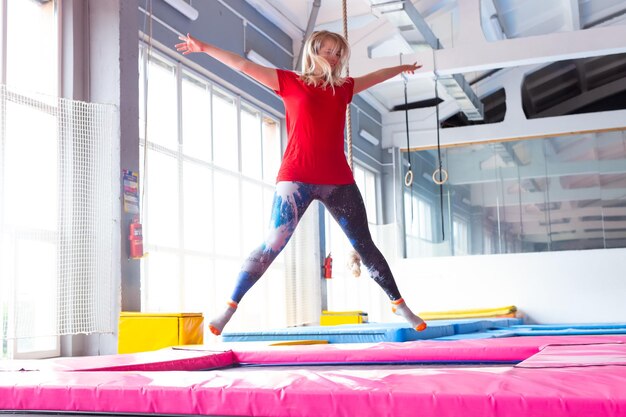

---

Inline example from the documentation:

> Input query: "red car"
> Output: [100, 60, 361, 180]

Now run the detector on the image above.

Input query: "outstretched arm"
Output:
[352, 63, 421, 94]
[175, 33, 279, 91]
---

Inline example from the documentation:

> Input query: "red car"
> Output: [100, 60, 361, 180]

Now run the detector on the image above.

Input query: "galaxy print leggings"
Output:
[229, 181, 402, 303]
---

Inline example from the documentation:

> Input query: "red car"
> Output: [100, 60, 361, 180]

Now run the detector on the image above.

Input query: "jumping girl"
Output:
[176, 30, 426, 335]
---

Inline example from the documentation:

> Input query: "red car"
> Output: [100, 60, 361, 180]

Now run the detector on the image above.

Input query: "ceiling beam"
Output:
[351, 23, 626, 78]
[436, 23, 626, 75]
[386, 64, 626, 150]
[400, 0, 484, 121]
[565, 0, 581, 31]
[295, 0, 321, 70]
[400, 0, 440, 49]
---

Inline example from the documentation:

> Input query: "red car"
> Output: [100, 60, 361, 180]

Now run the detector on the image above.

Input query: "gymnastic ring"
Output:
[404, 170, 414, 187]
[432, 168, 448, 185]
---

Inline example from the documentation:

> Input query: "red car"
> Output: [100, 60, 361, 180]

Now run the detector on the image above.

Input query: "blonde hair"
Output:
[300, 30, 350, 90]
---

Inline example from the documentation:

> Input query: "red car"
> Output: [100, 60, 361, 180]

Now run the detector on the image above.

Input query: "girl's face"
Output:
[317, 38, 341, 69]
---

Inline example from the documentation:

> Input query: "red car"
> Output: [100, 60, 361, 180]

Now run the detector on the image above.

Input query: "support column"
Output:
[62, 0, 139, 356]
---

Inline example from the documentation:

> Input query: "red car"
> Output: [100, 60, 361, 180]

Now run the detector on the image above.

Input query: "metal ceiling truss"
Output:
[381, 0, 485, 121]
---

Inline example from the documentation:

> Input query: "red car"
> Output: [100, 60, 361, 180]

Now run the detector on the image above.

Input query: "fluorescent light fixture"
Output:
[359, 129, 380, 146]
[370, 0, 405, 14]
[246, 49, 276, 68]
[162, 0, 199, 20]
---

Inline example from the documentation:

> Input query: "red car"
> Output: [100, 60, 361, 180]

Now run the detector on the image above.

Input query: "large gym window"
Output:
[1, 0, 59, 360]
[138, 46, 285, 332]
[2, 0, 116, 359]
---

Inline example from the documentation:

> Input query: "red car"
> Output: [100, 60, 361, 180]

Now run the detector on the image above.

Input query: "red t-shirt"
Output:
[274, 69, 355, 185]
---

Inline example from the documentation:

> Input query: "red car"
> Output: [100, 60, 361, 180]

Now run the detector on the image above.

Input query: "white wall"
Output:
[389, 248, 626, 324]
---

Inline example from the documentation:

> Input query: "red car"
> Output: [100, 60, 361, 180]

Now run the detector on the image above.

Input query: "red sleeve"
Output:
[345, 77, 355, 103]
[274, 69, 294, 96]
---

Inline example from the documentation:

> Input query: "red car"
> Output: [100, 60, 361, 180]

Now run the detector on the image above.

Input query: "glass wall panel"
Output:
[403, 130, 626, 257]
[596, 132, 626, 249]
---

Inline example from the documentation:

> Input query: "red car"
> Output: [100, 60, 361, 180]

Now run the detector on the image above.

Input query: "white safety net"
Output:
[0, 85, 117, 345]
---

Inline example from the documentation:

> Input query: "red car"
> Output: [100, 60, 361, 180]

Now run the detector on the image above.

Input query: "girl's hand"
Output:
[401, 62, 422, 74]
[175, 33, 203, 55]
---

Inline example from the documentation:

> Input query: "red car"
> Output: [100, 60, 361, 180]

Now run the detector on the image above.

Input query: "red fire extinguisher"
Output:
[129, 217, 144, 259]
[323, 253, 333, 279]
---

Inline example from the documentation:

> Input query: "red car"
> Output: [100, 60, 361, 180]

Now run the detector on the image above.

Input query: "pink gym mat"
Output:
[226, 334, 626, 365]
[516, 342, 626, 368]
[2, 335, 626, 417]
[0, 347, 234, 372]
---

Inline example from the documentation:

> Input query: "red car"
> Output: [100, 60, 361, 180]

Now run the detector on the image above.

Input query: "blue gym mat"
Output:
[431, 322, 626, 340]
[222, 318, 523, 343]
[508, 323, 626, 336]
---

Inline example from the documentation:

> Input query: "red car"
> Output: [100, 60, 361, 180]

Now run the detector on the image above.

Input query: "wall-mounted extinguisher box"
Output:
[129, 217, 144, 259]
[323, 253, 332, 279]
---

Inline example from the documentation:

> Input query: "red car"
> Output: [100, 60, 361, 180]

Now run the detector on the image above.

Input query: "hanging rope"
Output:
[341, 0, 353, 171]
[341, 0, 362, 276]
[432, 45, 448, 240]
[433, 78, 446, 240]
[402, 70, 415, 227]
[403, 73, 413, 187]
[432, 80, 448, 186]
[140, 0, 154, 222]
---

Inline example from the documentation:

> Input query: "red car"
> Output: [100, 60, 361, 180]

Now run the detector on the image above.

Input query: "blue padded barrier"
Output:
[222, 318, 524, 344]
[435, 323, 626, 340]
[511, 324, 626, 336]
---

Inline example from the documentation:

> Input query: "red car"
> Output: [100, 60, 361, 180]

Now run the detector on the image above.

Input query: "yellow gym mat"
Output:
[320, 310, 368, 326]
[418, 305, 517, 320]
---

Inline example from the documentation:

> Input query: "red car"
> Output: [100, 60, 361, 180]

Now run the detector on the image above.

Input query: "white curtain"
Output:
[286, 202, 322, 326]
